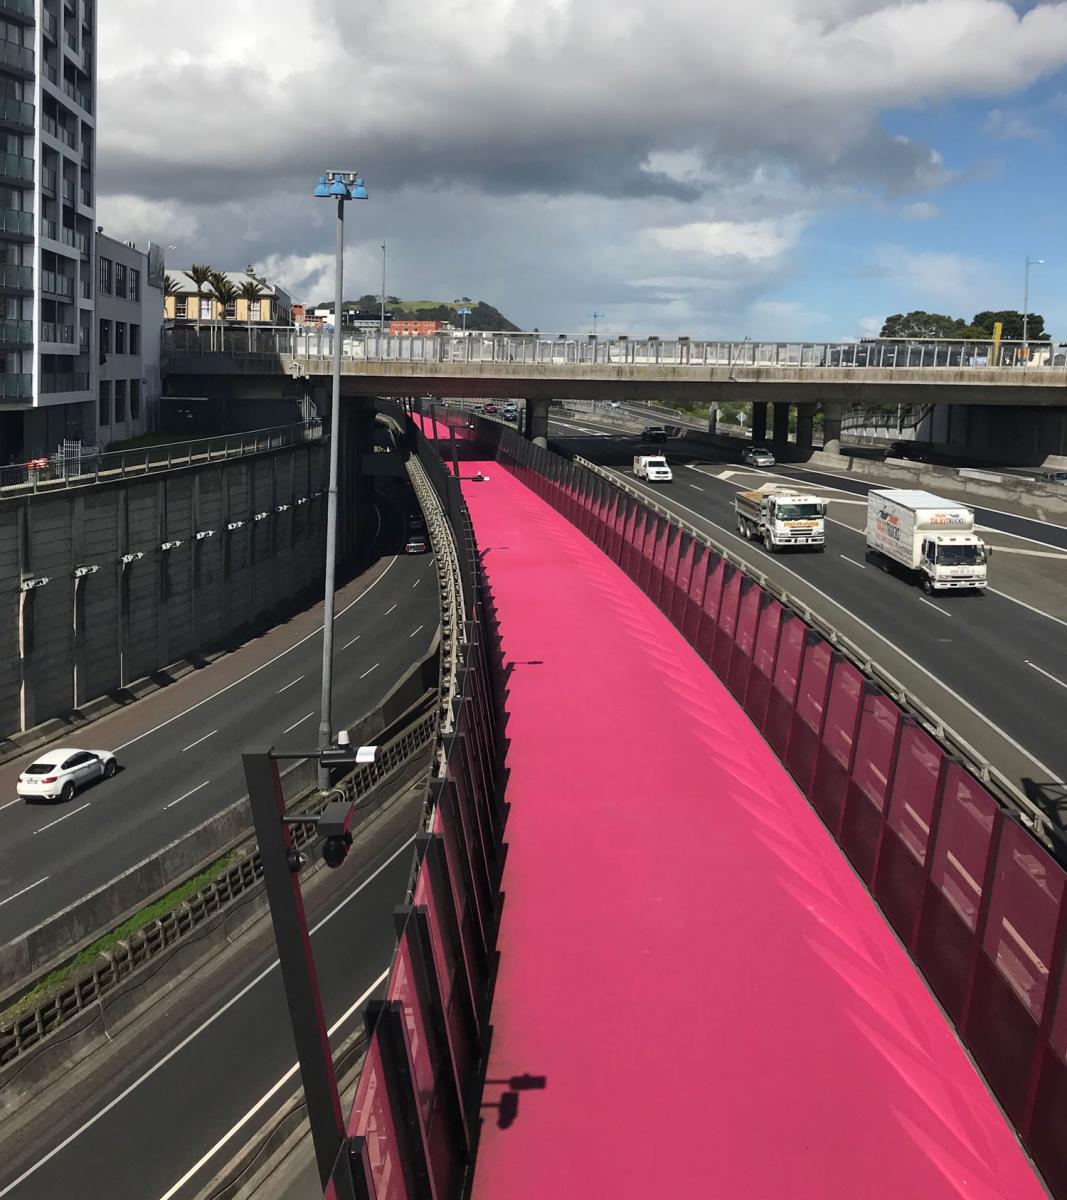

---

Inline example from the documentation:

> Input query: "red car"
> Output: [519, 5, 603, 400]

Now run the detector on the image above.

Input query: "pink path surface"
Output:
[453, 458, 1046, 1199]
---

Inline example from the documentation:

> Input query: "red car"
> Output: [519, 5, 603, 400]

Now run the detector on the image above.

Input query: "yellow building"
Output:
[164, 269, 294, 325]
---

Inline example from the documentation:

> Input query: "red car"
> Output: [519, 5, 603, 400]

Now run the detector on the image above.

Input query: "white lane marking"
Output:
[385, 602, 397, 615]
[839, 554, 866, 570]
[985, 588, 1067, 633]
[689, 484, 704, 492]
[412, 577, 421, 588]
[409, 625, 424, 638]
[917, 596, 952, 616]
[0, 797, 24, 813]
[0, 836, 417, 1200]
[156, 966, 391, 1200]
[343, 635, 361, 649]
[282, 712, 314, 734]
[181, 729, 217, 753]
[1025, 661, 1067, 692]
[603, 464, 1067, 786]
[113, 557, 399, 752]
[33, 801, 91, 835]
[0, 876, 49, 909]
[360, 663, 380, 679]
[275, 676, 303, 693]
[979, 542, 1067, 560]
[163, 781, 211, 811]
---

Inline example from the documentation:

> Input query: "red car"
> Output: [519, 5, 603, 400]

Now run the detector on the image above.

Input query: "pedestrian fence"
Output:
[465, 415, 1067, 1198]
[0, 420, 322, 496]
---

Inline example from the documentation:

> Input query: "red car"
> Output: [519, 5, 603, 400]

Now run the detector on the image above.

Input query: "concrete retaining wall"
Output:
[0, 442, 330, 746]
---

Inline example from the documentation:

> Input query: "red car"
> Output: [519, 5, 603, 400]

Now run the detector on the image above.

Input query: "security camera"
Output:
[286, 848, 307, 874]
[322, 831, 352, 869]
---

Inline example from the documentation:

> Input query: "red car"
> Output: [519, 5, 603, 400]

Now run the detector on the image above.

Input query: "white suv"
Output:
[17, 748, 118, 803]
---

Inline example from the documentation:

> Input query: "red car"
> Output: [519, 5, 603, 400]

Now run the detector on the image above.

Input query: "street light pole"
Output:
[591, 310, 604, 337]
[314, 171, 368, 790]
[380, 242, 386, 337]
[1023, 255, 1044, 355]
[457, 304, 471, 333]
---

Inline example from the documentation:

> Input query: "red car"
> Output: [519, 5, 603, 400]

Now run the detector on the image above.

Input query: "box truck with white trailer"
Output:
[865, 489, 988, 592]
[633, 455, 673, 482]
[734, 485, 826, 551]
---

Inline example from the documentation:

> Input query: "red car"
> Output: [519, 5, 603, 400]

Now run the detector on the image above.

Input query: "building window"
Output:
[129, 323, 140, 355]
[130, 378, 140, 420]
[249, 299, 261, 321]
[115, 262, 126, 298]
[200, 297, 212, 320]
[99, 318, 111, 355]
[98, 380, 110, 426]
[224, 300, 236, 319]
[129, 268, 140, 301]
[99, 257, 112, 294]
[115, 321, 126, 354]
[115, 379, 126, 423]
[180, 297, 193, 319]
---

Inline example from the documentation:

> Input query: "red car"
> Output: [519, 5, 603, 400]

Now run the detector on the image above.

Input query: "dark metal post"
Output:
[243, 749, 346, 1191]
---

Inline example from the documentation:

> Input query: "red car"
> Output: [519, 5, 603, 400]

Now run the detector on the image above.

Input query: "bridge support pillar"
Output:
[751, 402, 767, 442]
[772, 402, 790, 449]
[526, 398, 551, 448]
[822, 401, 843, 456]
[795, 403, 815, 458]
[707, 401, 719, 436]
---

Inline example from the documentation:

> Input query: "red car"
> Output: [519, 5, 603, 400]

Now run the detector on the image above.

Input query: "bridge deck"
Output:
[449, 451, 1045, 1198]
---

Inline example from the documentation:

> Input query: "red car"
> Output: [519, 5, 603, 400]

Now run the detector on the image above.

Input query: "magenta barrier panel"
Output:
[608, 493, 627, 564]
[968, 820, 1067, 1126]
[695, 555, 725, 661]
[762, 615, 806, 760]
[681, 543, 709, 644]
[783, 637, 833, 798]
[809, 659, 865, 836]
[1030, 945, 1067, 1194]
[648, 515, 669, 602]
[620, 500, 641, 580]
[838, 691, 901, 884]
[874, 721, 945, 947]
[348, 1035, 413, 1200]
[670, 533, 695, 629]
[636, 511, 658, 595]
[710, 567, 742, 680]
[725, 578, 760, 702]
[655, 523, 681, 612]
[743, 594, 782, 728]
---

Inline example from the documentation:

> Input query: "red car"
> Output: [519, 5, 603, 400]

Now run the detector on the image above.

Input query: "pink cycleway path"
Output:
[442, 449, 1046, 1198]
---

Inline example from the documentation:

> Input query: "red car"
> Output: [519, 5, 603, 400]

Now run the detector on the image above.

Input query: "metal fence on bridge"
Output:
[164, 326, 1067, 373]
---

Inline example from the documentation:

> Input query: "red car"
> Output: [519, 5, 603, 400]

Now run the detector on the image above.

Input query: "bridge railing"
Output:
[462, 414, 1067, 1197]
[163, 325, 1067, 372]
[0, 419, 323, 497]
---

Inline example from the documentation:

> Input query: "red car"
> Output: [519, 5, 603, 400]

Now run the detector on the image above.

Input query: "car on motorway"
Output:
[17, 747, 118, 802]
[502, 404, 518, 421]
[484, 403, 498, 414]
[1039, 470, 1067, 486]
[642, 425, 668, 443]
[404, 531, 429, 554]
[742, 446, 776, 467]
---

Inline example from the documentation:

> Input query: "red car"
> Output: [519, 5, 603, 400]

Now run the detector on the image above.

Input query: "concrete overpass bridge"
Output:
[162, 328, 1067, 461]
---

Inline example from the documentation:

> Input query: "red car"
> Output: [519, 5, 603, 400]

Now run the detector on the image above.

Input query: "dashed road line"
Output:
[34, 802, 91, 835]
[360, 663, 380, 679]
[275, 676, 303, 693]
[0, 876, 49, 909]
[181, 730, 218, 753]
[163, 781, 211, 811]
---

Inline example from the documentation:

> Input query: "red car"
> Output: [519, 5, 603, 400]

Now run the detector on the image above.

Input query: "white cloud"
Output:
[650, 217, 806, 261]
[983, 107, 1041, 139]
[900, 201, 942, 220]
[866, 246, 992, 309]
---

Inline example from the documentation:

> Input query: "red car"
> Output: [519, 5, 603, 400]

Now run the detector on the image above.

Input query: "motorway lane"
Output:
[549, 419, 1067, 805]
[0, 825, 416, 1200]
[0, 502, 440, 944]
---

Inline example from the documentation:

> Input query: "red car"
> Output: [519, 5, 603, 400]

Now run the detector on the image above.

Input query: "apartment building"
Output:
[0, 0, 97, 463]
[164, 268, 294, 326]
[95, 231, 161, 446]
[388, 318, 446, 336]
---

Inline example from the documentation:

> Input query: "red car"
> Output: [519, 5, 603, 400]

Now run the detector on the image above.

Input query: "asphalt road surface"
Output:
[0, 489, 439, 945]
[549, 414, 1067, 821]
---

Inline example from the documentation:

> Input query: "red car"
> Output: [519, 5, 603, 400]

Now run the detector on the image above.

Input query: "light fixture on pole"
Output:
[591, 311, 604, 337]
[1023, 255, 1044, 355]
[457, 305, 472, 333]
[313, 170, 368, 790]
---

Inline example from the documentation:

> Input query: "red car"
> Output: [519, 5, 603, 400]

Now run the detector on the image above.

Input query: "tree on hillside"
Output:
[970, 310, 1048, 340]
[879, 311, 977, 339]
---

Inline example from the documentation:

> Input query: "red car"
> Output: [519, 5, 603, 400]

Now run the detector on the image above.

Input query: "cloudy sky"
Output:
[99, 0, 1067, 339]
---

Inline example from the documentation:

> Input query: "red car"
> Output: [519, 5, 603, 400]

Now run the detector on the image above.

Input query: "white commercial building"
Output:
[95, 231, 161, 445]
[0, 0, 98, 462]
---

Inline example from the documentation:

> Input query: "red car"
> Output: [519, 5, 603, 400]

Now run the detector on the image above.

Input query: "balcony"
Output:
[0, 97, 33, 130]
[0, 209, 33, 238]
[80, 276, 91, 299]
[41, 322, 76, 344]
[0, 0, 35, 18]
[61, 179, 75, 204]
[40, 217, 56, 239]
[0, 37, 34, 76]
[76, 231, 89, 257]
[79, 186, 91, 207]
[65, 31, 77, 53]
[43, 9, 57, 39]
[41, 270, 74, 298]
[41, 372, 88, 394]
[0, 318, 32, 346]
[0, 263, 32, 290]
[41, 167, 56, 195]
[62, 79, 91, 112]
[0, 153, 33, 185]
[0, 373, 31, 399]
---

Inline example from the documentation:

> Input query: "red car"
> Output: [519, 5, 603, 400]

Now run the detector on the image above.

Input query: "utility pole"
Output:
[380, 242, 386, 337]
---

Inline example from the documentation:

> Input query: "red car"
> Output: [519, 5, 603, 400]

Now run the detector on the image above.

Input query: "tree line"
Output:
[880, 309, 1049, 340]
[163, 265, 267, 331]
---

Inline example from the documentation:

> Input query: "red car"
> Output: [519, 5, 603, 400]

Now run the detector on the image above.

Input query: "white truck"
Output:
[865, 489, 988, 593]
[633, 455, 673, 482]
[734, 485, 826, 552]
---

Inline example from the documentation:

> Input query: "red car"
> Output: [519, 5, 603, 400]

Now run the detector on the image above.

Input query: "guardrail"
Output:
[468, 416, 1067, 1197]
[164, 326, 1067, 373]
[0, 420, 323, 497]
